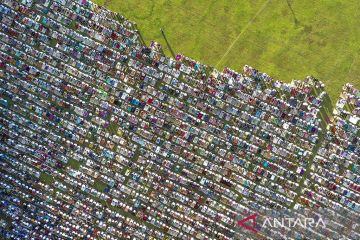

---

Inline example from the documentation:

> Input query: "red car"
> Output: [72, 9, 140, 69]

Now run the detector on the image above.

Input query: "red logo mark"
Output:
[237, 213, 258, 233]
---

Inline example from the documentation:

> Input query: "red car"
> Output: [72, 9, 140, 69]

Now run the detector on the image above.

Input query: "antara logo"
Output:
[237, 213, 326, 234]
[237, 213, 258, 233]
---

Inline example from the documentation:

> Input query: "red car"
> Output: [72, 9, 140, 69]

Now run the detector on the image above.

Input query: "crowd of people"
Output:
[0, 0, 358, 239]
[300, 83, 359, 239]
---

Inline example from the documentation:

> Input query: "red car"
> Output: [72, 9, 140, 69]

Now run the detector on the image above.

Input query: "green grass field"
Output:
[95, 0, 360, 101]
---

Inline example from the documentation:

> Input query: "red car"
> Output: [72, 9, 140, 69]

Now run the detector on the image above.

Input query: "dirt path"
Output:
[215, 0, 271, 68]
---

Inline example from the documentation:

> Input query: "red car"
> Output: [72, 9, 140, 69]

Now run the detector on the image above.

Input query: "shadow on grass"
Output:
[286, 0, 300, 25]
[136, 28, 146, 45]
[311, 84, 335, 130]
[323, 93, 335, 115]
[161, 28, 176, 58]
[319, 93, 335, 130]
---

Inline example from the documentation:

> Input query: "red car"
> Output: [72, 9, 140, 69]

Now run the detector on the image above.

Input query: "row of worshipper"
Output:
[296, 84, 359, 239]
[0, 0, 357, 239]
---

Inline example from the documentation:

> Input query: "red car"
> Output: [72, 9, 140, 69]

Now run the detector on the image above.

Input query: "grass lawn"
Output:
[94, 179, 108, 192]
[40, 172, 55, 185]
[67, 158, 81, 170]
[95, 0, 360, 101]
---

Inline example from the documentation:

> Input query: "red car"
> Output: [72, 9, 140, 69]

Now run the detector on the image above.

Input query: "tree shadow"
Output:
[136, 28, 146, 45]
[161, 28, 176, 58]
[286, 0, 299, 25]
[320, 92, 335, 129]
